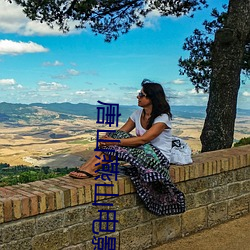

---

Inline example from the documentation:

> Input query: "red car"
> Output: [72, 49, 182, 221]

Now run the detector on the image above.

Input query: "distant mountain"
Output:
[0, 102, 249, 124]
[171, 105, 206, 119]
[30, 102, 95, 117]
[0, 102, 138, 124]
[0, 113, 9, 122]
[30, 102, 137, 122]
[171, 106, 250, 119]
[237, 108, 250, 116]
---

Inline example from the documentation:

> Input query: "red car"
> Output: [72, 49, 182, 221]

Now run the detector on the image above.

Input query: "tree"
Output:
[8, 0, 250, 152]
[179, 2, 250, 152]
[200, 0, 250, 152]
[179, 6, 228, 93]
[179, 6, 250, 92]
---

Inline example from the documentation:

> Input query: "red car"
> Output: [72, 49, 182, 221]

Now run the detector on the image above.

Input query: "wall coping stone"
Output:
[0, 145, 249, 224]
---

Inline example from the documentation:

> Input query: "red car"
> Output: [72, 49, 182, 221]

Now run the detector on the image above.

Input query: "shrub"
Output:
[234, 137, 250, 147]
[0, 165, 77, 187]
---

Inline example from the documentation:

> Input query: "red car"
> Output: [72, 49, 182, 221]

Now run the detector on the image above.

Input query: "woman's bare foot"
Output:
[69, 169, 99, 179]
[69, 151, 110, 179]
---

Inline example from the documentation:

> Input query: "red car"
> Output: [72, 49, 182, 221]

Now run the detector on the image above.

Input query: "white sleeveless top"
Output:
[130, 109, 172, 161]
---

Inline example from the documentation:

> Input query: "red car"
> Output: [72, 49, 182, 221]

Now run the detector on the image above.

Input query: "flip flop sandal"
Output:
[69, 169, 99, 179]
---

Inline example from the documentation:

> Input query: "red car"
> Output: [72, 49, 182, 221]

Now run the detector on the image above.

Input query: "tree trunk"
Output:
[200, 0, 250, 152]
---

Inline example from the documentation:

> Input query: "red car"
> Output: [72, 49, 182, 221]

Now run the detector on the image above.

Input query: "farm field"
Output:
[0, 114, 249, 168]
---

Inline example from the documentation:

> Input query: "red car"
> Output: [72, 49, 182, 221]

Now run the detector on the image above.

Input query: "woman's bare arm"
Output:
[118, 118, 135, 133]
[103, 122, 168, 147]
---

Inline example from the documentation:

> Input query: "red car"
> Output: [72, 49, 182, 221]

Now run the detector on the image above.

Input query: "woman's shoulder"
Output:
[131, 109, 142, 117]
[153, 113, 172, 127]
[130, 109, 142, 121]
[155, 113, 171, 120]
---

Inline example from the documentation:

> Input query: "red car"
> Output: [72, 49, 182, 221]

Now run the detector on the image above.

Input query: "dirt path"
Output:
[151, 213, 250, 250]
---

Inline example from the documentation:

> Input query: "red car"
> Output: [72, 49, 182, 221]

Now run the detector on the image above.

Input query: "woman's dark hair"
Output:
[141, 79, 172, 129]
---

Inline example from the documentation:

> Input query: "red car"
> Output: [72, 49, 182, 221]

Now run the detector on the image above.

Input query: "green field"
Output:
[0, 164, 77, 187]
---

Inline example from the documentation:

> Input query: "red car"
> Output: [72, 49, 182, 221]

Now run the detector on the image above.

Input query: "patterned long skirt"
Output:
[103, 131, 185, 216]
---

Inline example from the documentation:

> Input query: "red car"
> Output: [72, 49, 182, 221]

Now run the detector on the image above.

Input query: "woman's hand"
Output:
[99, 137, 121, 147]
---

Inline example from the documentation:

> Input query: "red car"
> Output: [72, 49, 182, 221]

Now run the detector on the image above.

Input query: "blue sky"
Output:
[0, 0, 249, 108]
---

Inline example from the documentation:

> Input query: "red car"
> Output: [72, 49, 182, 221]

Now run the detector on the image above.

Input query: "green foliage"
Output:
[234, 137, 250, 147]
[8, 0, 208, 42]
[0, 163, 10, 169]
[0, 164, 77, 187]
[179, 5, 250, 92]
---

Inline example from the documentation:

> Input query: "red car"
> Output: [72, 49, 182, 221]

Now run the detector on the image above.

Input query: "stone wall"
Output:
[0, 145, 249, 250]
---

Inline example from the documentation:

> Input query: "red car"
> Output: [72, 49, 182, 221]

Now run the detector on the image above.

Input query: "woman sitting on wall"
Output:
[69, 79, 185, 215]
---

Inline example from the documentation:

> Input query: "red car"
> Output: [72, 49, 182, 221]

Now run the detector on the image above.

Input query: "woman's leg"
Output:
[81, 151, 103, 169]
[69, 150, 114, 178]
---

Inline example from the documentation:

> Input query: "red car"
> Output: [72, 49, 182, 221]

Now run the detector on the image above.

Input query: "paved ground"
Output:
[151, 213, 250, 250]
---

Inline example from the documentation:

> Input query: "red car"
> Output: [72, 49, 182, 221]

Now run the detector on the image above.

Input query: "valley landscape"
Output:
[0, 102, 249, 168]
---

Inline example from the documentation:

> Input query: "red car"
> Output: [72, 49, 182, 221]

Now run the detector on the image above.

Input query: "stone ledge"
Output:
[0, 145, 249, 224]
[170, 145, 250, 182]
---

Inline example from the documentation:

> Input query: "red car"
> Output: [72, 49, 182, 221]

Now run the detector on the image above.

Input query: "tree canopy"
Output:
[8, 0, 208, 41]
[179, 5, 250, 92]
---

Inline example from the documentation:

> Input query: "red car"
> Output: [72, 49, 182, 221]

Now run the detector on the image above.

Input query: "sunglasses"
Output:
[138, 92, 146, 98]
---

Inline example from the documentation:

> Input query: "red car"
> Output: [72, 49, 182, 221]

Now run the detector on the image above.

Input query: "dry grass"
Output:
[0, 115, 249, 167]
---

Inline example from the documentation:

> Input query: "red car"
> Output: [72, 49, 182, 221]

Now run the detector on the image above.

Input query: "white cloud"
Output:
[74, 88, 109, 101]
[43, 60, 63, 66]
[17, 84, 24, 89]
[75, 91, 86, 95]
[22, 17, 83, 36]
[0, 78, 24, 91]
[147, 9, 161, 18]
[144, 9, 161, 29]
[94, 88, 107, 91]
[38, 81, 68, 91]
[175, 91, 186, 97]
[189, 89, 197, 94]
[243, 91, 250, 97]
[0, 0, 27, 33]
[0, 0, 83, 36]
[0, 78, 16, 85]
[22, 21, 64, 36]
[68, 69, 80, 76]
[166, 87, 209, 106]
[130, 6, 161, 30]
[120, 86, 138, 91]
[52, 68, 80, 79]
[0, 39, 48, 55]
[131, 6, 180, 30]
[172, 79, 185, 85]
